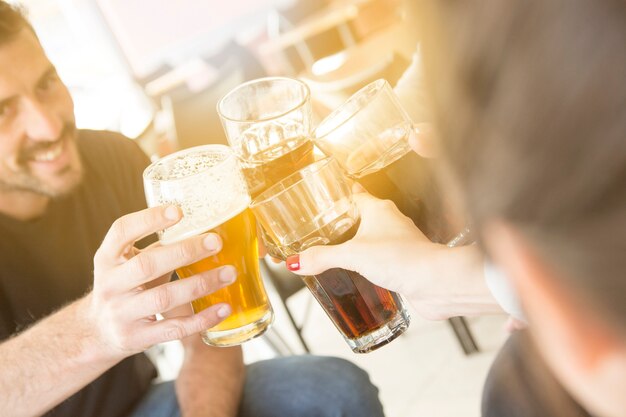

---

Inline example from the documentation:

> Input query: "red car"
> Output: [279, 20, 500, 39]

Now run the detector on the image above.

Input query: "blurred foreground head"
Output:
[417, 1, 626, 416]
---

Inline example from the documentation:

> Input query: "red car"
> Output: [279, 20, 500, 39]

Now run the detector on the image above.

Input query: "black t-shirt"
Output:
[0, 130, 157, 417]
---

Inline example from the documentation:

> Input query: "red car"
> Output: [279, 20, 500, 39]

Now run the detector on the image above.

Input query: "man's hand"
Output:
[87, 205, 236, 358]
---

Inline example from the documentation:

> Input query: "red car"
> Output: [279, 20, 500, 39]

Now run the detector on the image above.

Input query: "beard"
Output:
[0, 123, 83, 198]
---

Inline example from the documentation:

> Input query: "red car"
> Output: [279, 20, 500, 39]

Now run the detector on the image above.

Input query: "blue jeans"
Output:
[129, 355, 385, 417]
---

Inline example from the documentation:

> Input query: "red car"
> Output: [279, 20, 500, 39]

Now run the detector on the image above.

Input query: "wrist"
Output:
[404, 244, 494, 320]
[74, 294, 126, 366]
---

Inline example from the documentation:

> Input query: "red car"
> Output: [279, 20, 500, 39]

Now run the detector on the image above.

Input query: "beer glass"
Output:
[314, 79, 456, 242]
[217, 77, 316, 257]
[250, 158, 411, 353]
[143, 145, 273, 347]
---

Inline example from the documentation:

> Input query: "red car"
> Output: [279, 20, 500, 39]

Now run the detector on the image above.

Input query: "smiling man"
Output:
[0, 3, 384, 417]
[0, 26, 81, 208]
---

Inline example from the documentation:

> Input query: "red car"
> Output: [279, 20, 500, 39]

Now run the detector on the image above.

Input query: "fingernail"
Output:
[286, 255, 300, 271]
[203, 234, 221, 251]
[217, 305, 231, 318]
[164, 205, 181, 221]
[219, 266, 237, 284]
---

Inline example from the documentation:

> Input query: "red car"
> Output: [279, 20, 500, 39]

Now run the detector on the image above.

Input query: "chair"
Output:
[255, 1, 412, 115]
[260, 258, 313, 353]
[146, 40, 270, 151]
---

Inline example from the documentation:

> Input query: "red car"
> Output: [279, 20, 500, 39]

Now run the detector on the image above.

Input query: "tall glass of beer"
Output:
[217, 77, 316, 257]
[143, 145, 273, 347]
[250, 158, 410, 353]
[314, 79, 458, 243]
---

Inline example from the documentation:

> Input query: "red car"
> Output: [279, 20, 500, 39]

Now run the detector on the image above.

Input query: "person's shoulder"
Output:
[77, 129, 146, 159]
[76, 129, 151, 182]
[77, 129, 150, 170]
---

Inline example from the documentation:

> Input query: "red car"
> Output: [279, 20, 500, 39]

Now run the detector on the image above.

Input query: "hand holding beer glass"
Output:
[250, 158, 410, 353]
[143, 145, 273, 347]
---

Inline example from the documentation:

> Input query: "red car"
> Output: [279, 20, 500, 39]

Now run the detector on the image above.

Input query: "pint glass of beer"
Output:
[143, 145, 273, 347]
[314, 79, 457, 242]
[250, 158, 410, 353]
[217, 77, 316, 257]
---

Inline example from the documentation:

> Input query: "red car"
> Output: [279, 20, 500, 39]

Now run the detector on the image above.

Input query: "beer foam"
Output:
[144, 146, 251, 245]
[159, 194, 250, 245]
[148, 152, 224, 181]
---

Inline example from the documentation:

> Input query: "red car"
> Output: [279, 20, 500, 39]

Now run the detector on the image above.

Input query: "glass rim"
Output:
[143, 144, 235, 184]
[314, 79, 388, 141]
[250, 157, 338, 208]
[216, 76, 311, 124]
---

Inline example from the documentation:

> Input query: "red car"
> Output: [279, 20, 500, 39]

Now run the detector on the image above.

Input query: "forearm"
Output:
[176, 337, 245, 417]
[405, 244, 504, 319]
[0, 294, 120, 416]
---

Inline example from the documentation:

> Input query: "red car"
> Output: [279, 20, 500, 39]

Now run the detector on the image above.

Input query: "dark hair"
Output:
[418, 0, 626, 334]
[0, 1, 33, 44]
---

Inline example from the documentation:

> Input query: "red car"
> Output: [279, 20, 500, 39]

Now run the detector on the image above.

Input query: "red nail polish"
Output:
[286, 255, 300, 271]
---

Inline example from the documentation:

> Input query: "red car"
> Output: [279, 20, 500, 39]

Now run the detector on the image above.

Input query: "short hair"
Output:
[0, 1, 34, 44]
[418, 0, 626, 333]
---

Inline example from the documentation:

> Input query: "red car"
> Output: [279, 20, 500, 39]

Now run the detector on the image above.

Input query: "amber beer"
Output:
[298, 222, 408, 353]
[241, 136, 315, 198]
[175, 207, 272, 346]
[143, 144, 273, 347]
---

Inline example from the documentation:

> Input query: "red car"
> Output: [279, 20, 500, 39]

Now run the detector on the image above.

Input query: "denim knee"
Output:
[239, 355, 384, 417]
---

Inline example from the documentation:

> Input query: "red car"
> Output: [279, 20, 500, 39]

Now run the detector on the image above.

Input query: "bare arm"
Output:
[160, 298, 244, 417]
[176, 338, 245, 417]
[0, 295, 117, 416]
[0, 206, 234, 416]
[406, 243, 503, 319]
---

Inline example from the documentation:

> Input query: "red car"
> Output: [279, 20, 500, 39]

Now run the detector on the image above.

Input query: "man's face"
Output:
[0, 28, 81, 198]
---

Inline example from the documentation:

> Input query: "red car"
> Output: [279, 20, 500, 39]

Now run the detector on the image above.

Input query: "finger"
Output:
[268, 256, 283, 264]
[136, 303, 232, 346]
[118, 232, 223, 290]
[96, 205, 181, 267]
[408, 123, 439, 158]
[285, 243, 353, 276]
[505, 317, 528, 333]
[351, 182, 366, 194]
[131, 266, 237, 317]
[352, 192, 387, 213]
[258, 239, 268, 258]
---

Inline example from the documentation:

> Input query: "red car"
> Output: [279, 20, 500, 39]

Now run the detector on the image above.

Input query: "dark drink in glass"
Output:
[313, 80, 459, 243]
[251, 158, 411, 353]
[357, 149, 456, 243]
[299, 222, 409, 353]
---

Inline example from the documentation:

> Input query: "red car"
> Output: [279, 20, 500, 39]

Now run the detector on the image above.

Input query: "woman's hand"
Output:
[408, 123, 439, 158]
[286, 122, 443, 296]
[286, 188, 446, 303]
[285, 124, 497, 320]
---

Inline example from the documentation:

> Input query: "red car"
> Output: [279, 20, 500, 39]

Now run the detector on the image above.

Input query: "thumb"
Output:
[285, 243, 351, 276]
